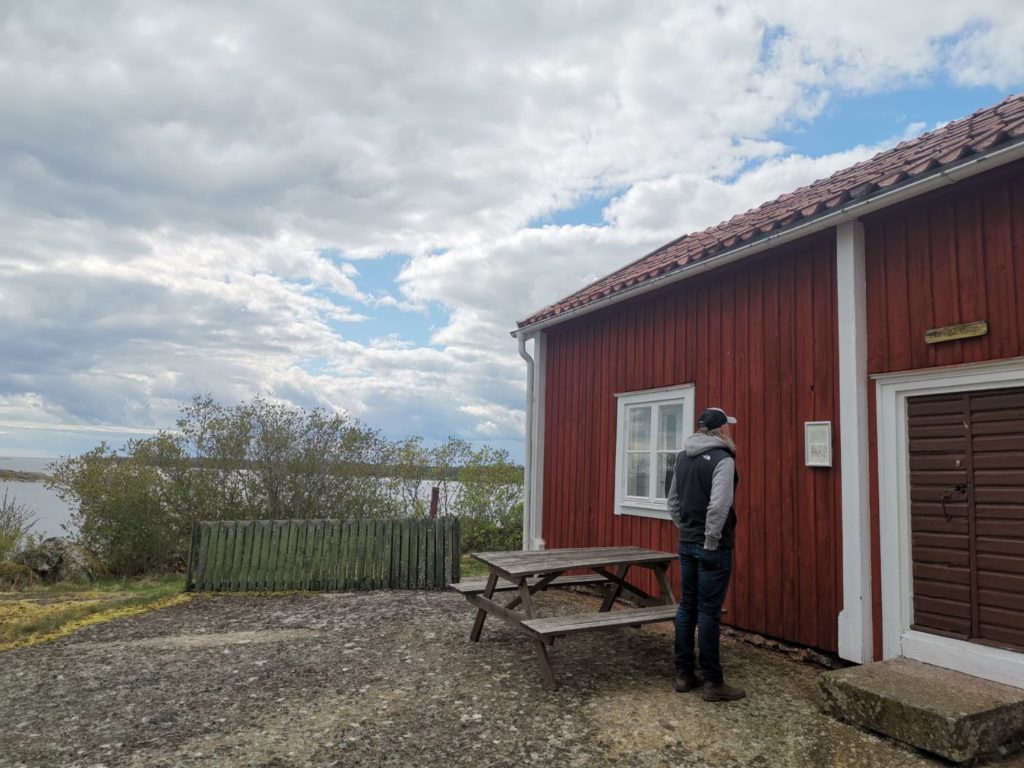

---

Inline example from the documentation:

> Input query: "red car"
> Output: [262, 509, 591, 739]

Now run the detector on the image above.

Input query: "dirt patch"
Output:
[0, 589, 1009, 767]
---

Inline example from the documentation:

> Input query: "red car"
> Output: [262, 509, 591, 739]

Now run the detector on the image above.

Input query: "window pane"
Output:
[656, 451, 676, 500]
[627, 453, 650, 497]
[658, 404, 684, 451]
[627, 406, 651, 451]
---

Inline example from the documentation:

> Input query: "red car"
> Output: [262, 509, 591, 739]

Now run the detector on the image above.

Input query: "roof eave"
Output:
[512, 137, 1024, 339]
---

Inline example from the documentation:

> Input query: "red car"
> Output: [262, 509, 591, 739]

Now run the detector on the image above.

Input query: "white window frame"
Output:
[614, 384, 695, 520]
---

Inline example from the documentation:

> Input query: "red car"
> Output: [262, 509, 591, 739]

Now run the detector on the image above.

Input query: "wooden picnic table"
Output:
[452, 546, 677, 689]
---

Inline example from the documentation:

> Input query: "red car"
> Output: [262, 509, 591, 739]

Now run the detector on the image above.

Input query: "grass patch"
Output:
[459, 554, 489, 580]
[0, 574, 186, 652]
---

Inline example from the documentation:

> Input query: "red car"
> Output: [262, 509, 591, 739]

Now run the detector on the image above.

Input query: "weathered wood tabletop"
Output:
[470, 546, 677, 579]
[455, 546, 678, 688]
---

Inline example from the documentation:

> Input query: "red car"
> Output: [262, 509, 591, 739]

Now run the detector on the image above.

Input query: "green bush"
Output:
[0, 490, 37, 560]
[0, 560, 37, 589]
[460, 503, 523, 553]
[452, 444, 523, 553]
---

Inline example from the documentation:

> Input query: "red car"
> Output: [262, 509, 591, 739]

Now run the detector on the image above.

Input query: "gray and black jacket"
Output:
[666, 433, 738, 550]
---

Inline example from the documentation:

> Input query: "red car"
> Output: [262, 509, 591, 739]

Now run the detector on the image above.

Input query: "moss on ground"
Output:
[0, 575, 187, 652]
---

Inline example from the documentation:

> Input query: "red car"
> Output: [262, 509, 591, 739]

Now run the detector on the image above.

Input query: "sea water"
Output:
[0, 456, 76, 539]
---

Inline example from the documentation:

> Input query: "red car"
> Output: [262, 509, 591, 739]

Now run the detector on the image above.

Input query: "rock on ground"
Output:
[15, 537, 109, 582]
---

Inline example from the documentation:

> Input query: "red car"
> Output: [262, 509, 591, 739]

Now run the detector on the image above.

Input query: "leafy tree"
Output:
[454, 444, 524, 552]
[47, 394, 526, 574]
[386, 436, 433, 517]
[428, 437, 473, 516]
[174, 394, 404, 521]
[50, 442, 179, 576]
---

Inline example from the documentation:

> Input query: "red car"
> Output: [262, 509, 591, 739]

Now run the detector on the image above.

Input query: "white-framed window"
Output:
[614, 384, 694, 519]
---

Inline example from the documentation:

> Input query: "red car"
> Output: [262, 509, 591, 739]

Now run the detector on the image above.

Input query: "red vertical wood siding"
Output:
[862, 162, 1024, 658]
[542, 233, 842, 652]
[864, 163, 1024, 374]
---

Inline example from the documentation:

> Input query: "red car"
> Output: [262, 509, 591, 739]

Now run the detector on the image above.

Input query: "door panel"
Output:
[971, 387, 1024, 649]
[908, 387, 1024, 652]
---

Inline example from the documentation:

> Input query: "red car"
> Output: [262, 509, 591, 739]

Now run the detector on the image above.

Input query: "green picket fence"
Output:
[185, 517, 460, 592]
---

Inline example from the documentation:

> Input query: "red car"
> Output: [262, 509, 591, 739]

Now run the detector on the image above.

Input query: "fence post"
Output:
[184, 519, 200, 591]
[452, 516, 461, 582]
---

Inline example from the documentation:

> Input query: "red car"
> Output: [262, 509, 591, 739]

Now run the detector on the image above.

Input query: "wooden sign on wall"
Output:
[924, 321, 988, 345]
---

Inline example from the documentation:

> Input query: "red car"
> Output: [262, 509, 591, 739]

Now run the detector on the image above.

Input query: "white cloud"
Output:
[0, 1, 1021, 459]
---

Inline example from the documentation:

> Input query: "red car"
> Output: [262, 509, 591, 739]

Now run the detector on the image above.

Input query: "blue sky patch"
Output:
[357, 300, 446, 348]
[758, 24, 787, 68]
[774, 80, 1015, 157]
[320, 251, 448, 348]
[528, 189, 623, 229]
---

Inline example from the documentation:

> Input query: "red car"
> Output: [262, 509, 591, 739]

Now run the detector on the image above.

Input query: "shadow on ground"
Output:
[2, 589, 1022, 768]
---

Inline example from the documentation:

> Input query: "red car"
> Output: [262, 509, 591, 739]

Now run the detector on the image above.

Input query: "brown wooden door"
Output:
[908, 387, 1024, 652]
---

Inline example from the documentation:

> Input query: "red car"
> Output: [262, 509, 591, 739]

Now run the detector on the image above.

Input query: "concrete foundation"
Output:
[820, 658, 1024, 764]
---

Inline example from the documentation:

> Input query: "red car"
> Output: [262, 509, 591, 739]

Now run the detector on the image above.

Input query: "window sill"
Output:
[615, 504, 672, 521]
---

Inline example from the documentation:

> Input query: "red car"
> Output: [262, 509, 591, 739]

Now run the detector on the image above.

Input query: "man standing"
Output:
[666, 407, 746, 702]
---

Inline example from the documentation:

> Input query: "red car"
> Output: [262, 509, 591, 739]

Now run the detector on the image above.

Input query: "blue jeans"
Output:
[674, 542, 733, 685]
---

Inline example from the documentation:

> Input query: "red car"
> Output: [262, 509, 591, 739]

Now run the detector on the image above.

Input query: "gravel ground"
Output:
[1, 589, 1020, 768]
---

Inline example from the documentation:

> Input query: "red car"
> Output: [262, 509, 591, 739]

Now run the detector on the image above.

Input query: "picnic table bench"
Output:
[451, 546, 677, 689]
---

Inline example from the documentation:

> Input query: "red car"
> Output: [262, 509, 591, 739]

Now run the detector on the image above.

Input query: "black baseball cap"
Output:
[698, 407, 738, 430]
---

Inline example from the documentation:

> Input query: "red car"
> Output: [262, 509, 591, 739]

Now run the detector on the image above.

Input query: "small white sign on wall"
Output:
[805, 421, 833, 468]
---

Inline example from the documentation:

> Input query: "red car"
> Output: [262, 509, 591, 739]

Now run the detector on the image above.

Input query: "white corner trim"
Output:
[835, 220, 873, 664]
[875, 356, 1024, 686]
[531, 332, 546, 550]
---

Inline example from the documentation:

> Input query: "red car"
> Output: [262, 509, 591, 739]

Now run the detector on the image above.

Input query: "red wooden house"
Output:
[514, 94, 1024, 687]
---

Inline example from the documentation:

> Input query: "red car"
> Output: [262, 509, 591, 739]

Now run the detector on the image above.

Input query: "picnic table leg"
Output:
[470, 571, 498, 642]
[504, 571, 561, 611]
[653, 563, 676, 605]
[514, 578, 559, 688]
[532, 640, 557, 689]
[599, 564, 628, 611]
[516, 578, 537, 618]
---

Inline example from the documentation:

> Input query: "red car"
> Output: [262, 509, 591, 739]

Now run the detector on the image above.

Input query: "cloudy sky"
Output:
[1, 1, 1022, 461]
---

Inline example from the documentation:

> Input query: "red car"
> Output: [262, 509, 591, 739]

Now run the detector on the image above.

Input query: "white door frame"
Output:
[875, 356, 1024, 688]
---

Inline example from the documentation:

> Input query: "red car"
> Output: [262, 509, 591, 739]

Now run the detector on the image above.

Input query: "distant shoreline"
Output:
[0, 469, 51, 482]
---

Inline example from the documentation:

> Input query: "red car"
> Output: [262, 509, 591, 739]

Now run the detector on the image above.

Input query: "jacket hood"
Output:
[684, 432, 734, 457]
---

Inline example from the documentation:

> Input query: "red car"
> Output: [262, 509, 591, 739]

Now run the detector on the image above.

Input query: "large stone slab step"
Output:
[820, 658, 1024, 765]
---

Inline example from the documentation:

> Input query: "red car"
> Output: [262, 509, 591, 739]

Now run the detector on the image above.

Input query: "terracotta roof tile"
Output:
[519, 93, 1024, 328]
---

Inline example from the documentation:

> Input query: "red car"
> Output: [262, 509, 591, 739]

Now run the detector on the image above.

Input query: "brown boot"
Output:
[702, 681, 746, 701]
[673, 672, 704, 692]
